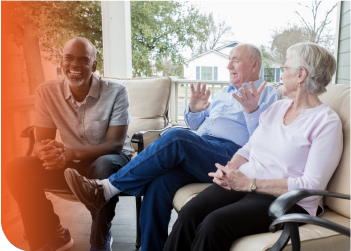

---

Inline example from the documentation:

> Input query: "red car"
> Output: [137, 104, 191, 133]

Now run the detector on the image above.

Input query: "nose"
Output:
[71, 58, 81, 68]
[227, 61, 232, 70]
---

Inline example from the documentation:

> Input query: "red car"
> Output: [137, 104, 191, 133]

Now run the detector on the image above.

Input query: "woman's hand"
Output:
[208, 161, 251, 191]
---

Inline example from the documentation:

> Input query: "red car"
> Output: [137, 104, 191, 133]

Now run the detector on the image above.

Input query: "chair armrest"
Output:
[20, 125, 35, 138]
[20, 125, 35, 156]
[131, 123, 173, 153]
[269, 213, 350, 236]
[269, 189, 350, 220]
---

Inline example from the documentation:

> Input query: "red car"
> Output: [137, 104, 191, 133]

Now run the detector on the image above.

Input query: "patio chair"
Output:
[172, 83, 350, 250]
[20, 76, 172, 249]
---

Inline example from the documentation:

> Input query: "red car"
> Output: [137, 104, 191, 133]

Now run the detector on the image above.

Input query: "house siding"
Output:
[336, 1, 350, 85]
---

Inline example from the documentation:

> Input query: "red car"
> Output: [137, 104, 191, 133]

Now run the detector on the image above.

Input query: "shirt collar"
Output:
[227, 78, 264, 93]
[63, 73, 101, 100]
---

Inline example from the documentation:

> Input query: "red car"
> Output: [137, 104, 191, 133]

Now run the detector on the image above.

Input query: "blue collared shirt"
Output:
[184, 79, 280, 147]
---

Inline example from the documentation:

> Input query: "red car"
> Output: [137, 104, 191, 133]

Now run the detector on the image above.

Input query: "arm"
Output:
[64, 125, 128, 162]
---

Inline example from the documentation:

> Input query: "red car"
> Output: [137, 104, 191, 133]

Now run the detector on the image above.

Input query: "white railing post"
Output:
[169, 80, 177, 125]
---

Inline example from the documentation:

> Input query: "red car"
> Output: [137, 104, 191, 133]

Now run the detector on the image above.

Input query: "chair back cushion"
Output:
[104, 77, 172, 151]
[319, 84, 350, 218]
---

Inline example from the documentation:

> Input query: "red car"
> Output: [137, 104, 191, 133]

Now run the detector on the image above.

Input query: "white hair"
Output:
[236, 43, 262, 71]
[286, 42, 336, 95]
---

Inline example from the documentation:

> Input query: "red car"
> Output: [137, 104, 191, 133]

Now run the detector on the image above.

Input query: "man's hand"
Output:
[39, 139, 67, 170]
[189, 82, 211, 113]
[208, 162, 251, 191]
[232, 81, 266, 114]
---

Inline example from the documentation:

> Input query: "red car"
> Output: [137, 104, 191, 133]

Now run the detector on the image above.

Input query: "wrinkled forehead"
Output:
[229, 46, 249, 60]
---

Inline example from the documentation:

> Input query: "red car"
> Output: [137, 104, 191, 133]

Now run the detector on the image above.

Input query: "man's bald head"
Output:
[64, 37, 97, 60]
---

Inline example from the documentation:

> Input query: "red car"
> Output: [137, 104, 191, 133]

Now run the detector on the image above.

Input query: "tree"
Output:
[2, 1, 102, 94]
[295, 1, 337, 50]
[260, 45, 275, 82]
[192, 13, 235, 56]
[270, 24, 311, 63]
[130, 1, 211, 77]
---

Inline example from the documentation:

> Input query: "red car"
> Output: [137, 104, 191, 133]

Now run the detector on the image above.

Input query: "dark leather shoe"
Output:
[64, 168, 107, 214]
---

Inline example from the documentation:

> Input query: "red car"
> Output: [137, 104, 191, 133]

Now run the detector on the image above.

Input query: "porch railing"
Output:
[169, 79, 231, 125]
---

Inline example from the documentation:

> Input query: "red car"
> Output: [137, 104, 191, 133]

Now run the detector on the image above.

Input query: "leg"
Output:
[5, 156, 69, 250]
[140, 166, 199, 251]
[191, 193, 307, 251]
[109, 129, 240, 196]
[80, 154, 130, 247]
[164, 184, 247, 251]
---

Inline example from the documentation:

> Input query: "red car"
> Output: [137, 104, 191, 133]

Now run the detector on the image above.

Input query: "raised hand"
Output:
[232, 81, 267, 114]
[189, 82, 211, 113]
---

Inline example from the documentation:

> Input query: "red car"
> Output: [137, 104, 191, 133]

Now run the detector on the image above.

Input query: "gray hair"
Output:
[236, 43, 262, 71]
[69, 37, 97, 60]
[286, 42, 336, 95]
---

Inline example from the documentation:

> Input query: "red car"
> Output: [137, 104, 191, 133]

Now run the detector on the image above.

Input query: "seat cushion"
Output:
[104, 77, 172, 151]
[173, 184, 350, 251]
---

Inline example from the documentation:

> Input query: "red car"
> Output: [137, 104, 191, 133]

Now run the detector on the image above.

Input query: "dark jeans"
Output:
[5, 154, 130, 250]
[107, 129, 241, 251]
[164, 184, 309, 251]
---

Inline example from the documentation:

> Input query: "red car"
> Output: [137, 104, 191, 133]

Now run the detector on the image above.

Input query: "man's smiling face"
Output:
[60, 39, 97, 87]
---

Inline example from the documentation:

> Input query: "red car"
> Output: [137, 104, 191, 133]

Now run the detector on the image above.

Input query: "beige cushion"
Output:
[174, 184, 350, 251]
[105, 77, 172, 151]
[230, 210, 350, 251]
[319, 84, 350, 218]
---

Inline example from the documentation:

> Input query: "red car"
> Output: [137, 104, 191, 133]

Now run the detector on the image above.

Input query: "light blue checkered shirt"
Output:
[184, 79, 280, 147]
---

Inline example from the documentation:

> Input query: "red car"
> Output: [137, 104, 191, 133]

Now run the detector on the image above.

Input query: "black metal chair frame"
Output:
[268, 189, 350, 251]
[20, 122, 175, 249]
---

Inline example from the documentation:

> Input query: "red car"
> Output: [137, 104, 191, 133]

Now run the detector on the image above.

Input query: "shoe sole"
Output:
[57, 238, 73, 251]
[64, 169, 100, 214]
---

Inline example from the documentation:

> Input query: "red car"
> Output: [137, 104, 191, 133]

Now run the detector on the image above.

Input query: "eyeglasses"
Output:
[280, 66, 297, 73]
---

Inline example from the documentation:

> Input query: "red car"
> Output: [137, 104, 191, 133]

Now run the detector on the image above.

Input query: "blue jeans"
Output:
[109, 129, 241, 251]
[6, 154, 130, 250]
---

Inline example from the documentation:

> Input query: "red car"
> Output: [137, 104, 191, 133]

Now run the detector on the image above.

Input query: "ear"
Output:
[297, 67, 307, 84]
[92, 60, 97, 72]
[252, 58, 260, 74]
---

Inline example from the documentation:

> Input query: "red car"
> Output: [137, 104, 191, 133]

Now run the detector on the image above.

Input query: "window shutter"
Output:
[196, 66, 200, 80]
[214, 67, 218, 80]
[276, 68, 280, 82]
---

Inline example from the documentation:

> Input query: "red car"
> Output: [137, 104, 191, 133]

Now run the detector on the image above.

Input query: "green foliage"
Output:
[4, 1, 103, 73]
[260, 45, 274, 82]
[5, 1, 211, 77]
[130, 1, 211, 77]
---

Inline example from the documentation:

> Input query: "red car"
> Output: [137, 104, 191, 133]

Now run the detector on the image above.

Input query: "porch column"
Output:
[101, 1, 132, 78]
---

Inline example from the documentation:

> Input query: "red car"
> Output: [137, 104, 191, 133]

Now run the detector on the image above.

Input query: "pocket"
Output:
[91, 118, 110, 143]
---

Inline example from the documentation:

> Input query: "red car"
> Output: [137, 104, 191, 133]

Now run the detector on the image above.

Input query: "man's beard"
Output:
[64, 75, 84, 87]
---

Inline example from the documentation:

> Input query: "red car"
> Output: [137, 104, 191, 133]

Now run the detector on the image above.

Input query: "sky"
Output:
[183, 0, 339, 58]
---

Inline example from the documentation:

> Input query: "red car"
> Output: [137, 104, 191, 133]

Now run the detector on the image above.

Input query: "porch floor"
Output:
[6, 194, 178, 251]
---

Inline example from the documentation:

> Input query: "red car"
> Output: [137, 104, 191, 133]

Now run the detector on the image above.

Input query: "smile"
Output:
[69, 70, 83, 76]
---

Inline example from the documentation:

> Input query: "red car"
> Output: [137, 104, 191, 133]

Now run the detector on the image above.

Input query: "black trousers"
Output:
[164, 184, 308, 251]
[5, 154, 130, 250]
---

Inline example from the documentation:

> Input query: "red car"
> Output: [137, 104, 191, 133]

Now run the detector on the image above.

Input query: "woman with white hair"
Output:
[163, 42, 343, 251]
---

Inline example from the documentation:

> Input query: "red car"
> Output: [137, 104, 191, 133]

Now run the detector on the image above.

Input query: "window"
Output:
[195, 66, 218, 80]
[201, 66, 212, 80]
[264, 68, 275, 82]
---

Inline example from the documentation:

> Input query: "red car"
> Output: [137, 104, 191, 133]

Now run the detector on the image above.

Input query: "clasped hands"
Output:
[208, 162, 250, 192]
[38, 140, 71, 170]
[189, 81, 267, 114]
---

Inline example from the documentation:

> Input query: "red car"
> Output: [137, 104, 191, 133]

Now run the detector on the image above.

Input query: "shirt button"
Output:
[221, 112, 223, 115]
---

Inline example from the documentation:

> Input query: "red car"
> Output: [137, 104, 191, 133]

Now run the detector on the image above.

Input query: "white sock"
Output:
[101, 179, 121, 201]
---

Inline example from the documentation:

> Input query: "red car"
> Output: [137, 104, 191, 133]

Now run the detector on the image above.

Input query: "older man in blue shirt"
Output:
[64, 43, 280, 251]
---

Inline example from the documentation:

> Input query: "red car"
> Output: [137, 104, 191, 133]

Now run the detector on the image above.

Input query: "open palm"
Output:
[189, 82, 211, 113]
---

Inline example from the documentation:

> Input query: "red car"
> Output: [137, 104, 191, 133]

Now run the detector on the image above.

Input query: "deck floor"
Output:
[5, 194, 178, 251]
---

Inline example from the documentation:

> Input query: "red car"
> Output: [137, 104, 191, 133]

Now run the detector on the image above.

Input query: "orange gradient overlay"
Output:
[2, 2, 63, 250]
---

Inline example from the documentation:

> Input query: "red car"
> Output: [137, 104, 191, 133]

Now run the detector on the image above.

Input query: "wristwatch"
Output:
[250, 178, 257, 192]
